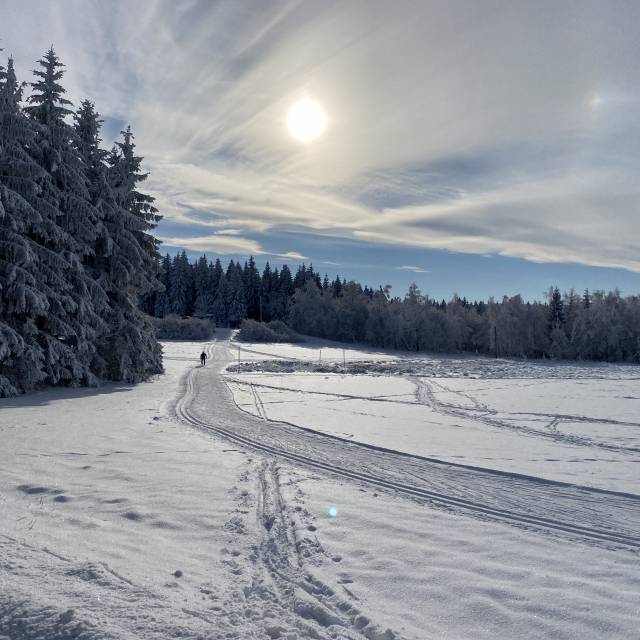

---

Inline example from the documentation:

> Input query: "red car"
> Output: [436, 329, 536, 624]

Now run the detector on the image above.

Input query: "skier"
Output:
[200, 351, 207, 366]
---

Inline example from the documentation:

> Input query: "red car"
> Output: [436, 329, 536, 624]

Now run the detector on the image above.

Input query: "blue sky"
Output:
[2, 0, 640, 300]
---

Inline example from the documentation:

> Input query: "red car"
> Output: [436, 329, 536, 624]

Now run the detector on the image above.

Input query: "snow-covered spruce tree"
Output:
[93, 124, 163, 381]
[0, 56, 49, 394]
[1, 47, 163, 396]
[1, 51, 105, 395]
[21, 48, 111, 388]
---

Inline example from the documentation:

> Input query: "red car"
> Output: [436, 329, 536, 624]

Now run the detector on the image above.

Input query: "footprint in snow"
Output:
[17, 484, 52, 495]
[122, 510, 144, 522]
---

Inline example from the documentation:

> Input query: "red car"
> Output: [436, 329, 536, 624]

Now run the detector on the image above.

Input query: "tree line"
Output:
[143, 254, 640, 363]
[0, 48, 162, 396]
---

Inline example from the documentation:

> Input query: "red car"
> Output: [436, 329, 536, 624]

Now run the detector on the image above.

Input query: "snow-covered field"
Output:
[226, 343, 640, 493]
[1, 332, 639, 639]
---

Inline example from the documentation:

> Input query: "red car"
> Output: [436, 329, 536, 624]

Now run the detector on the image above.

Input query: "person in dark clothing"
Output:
[200, 351, 207, 366]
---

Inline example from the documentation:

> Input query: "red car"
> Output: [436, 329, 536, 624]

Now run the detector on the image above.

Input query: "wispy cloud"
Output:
[160, 234, 262, 256]
[396, 266, 429, 274]
[4, 0, 640, 274]
[276, 251, 308, 261]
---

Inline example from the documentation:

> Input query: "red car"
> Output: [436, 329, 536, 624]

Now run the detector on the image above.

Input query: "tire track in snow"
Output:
[177, 339, 640, 551]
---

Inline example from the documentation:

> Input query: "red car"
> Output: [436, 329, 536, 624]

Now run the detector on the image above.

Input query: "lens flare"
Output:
[328, 506, 338, 518]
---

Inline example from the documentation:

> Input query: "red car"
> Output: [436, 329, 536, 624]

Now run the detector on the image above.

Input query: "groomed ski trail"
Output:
[176, 336, 640, 551]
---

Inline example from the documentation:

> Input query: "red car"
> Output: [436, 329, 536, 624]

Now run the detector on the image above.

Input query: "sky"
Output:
[2, 0, 640, 301]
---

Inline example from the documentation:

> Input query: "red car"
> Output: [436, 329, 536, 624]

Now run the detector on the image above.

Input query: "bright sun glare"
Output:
[287, 98, 327, 142]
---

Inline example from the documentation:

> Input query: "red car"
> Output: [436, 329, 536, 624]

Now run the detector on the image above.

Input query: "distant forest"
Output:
[143, 253, 640, 363]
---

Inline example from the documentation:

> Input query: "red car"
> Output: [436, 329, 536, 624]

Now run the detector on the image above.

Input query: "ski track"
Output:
[184, 343, 402, 638]
[3, 337, 639, 639]
[222, 460, 400, 640]
[414, 378, 640, 455]
[177, 339, 640, 554]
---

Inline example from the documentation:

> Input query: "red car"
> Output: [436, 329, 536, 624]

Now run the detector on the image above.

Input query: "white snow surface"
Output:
[227, 340, 640, 494]
[0, 333, 639, 639]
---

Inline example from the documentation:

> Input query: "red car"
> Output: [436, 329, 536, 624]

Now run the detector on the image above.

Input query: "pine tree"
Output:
[1, 46, 164, 395]
[98, 124, 163, 380]
[226, 261, 246, 326]
[210, 258, 223, 293]
[169, 251, 192, 316]
[154, 254, 172, 318]
[0, 56, 49, 394]
[243, 256, 261, 320]
[108, 126, 162, 291]
[194, 254, 213, 318]
[547, 287, 563, 324]
[212, 270, 229, 326]
[261, 262, 273, 322]
[7, 49, 108, 390]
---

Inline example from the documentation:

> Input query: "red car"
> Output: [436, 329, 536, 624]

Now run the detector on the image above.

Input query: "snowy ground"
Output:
[1, 332, 639, 639]
[225, 355, 640, 493]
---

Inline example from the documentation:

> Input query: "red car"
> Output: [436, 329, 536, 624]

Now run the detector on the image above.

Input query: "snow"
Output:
[226, 343, 640, 494]
[1, 332, 639, 639]
[0, 341, 250, 638]
[301, 474, 640, 640]
[232, 338, 399, 364]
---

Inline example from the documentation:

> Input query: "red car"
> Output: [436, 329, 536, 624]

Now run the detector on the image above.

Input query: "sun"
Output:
[287, 98, 327, 142]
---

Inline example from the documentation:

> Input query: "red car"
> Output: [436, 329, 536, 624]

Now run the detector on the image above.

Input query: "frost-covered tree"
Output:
[25, 48, 110, 384]
[99, 126, 163, 379]
[0, 57, 49, 394]
[1, 49, 107, 394]
[139, 247, 640, 364]
[1, 47, 163, 396]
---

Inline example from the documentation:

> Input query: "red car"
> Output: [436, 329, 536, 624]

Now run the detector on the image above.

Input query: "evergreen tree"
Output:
[210, 258, 223, 295]
[261, 262, 273, 322]
[226, 260, 246, 326]
[1, 46, 163, 396]
[108, 126, 162, 290]
[243, 256, 261, 320]
[77, 110, 162, 380]
[18, 48, 107, 388]
[169, 251, 192, 316]
[194, 254, 213, 318]
[0, 56, 49, 394]
[154, 254, 172, 318]
[212, 270, 229, 326]
[547, 287, 565, 331]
